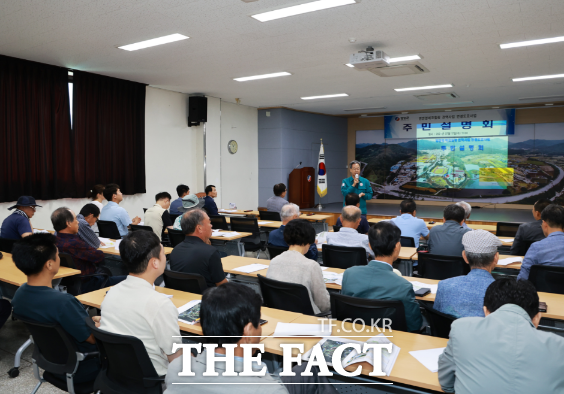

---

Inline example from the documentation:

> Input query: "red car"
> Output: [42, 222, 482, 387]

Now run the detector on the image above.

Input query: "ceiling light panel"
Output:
[234, 72, 291, 82]
[118, 34, 189, 51]
[513, 74, 564, 82]
[301, 93, 349, 100]
[394, 84, 453, 92]
[252, 0, 356, 22]
[388, 55, 421, 63]
[500, 36, 564, 49]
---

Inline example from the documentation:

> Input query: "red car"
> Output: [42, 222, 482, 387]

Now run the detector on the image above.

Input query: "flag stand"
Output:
[317, 138, 326, 211]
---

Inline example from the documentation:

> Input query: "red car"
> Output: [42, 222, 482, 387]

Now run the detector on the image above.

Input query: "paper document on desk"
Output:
[411, 281, 438, 294]
[98, 238, 116, 248]
[233, 264, 269, 273]
[303, 334, 400, 376]
[409, 348, 445, 373]
[178, 300, 201, 325]
[273, 323, 332, 337]
[213, 231, 240, 238]
[323, 271, 343, 285]
[499, 237, 514, 244]
[114, 240, 121, 251]
[219, 209, 238, 213]
[33, 229, 50, 234]
[258, 221, 273, 225]
[497, 256, 523, 266]
[316, 231, 328, 244]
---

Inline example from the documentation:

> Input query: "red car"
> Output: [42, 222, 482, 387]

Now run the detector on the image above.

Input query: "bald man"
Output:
[326, 206, 374, 260]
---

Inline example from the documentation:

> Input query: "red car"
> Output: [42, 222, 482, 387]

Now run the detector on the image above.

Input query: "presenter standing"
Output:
[341, 161, 373, 215]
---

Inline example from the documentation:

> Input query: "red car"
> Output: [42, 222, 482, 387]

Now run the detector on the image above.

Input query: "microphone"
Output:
[294, 162, 302, 169]
[355, 174, 359, 179]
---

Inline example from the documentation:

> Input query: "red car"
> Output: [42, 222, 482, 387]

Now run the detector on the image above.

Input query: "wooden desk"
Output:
[0, 253, 81, 286]
[99, 243, 173, 256]
[225, 217, 282, 229]
[498, 236, 514, 246]
[316, 244, 418, 261]
[410, 252, 522, 270]
[76, 286, 303, 337]
[261, 314, 447, 392]
[210, 231, 252, 241]
[219, 210, 260, 216]
[367, 218, 497, 234]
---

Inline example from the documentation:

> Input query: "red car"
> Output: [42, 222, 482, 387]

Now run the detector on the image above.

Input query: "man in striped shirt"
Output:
[76, 203, 103, 249]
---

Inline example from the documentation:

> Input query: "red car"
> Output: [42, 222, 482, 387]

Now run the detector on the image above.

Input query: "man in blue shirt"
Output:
[341, 221, 422, 332]
[327, 206, 373, 260]
[170, 184, 189, 215]
[434, 230, 500, 318]
[268, 203, 318, 261]
[0, 196, 40, 239]
[428, 204, 471, 256]
[341, 161, 373, 215]
[518, 204, 564, 280]
[203, 185, 219, 217]
[335, 193, 370, 234]
[390, 199, 429, 248]
[99, 183, 141, 237]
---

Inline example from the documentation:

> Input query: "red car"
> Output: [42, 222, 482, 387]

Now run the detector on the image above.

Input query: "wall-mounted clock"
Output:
[228, 140, 238, 154]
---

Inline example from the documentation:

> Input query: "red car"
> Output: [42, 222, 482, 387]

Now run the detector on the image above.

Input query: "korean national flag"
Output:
[317, 142, 327, 198]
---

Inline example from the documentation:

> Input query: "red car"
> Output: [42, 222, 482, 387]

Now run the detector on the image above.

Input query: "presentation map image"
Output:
[178, 303, 201, 324]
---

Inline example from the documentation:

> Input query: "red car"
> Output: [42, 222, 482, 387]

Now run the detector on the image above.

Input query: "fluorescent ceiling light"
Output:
[118, 34, 189, 51]
[234, 72, 291, 82]
[513, 73, 564, 82]
[344, 106, 386, 111]
[301, 93, 348, 100]
[345, 63, 355, 68]
[388, 55, 421, 63]
[394, 84, 453, 92]
[252, 0, 356, 22]
[500, 36, 564, 49]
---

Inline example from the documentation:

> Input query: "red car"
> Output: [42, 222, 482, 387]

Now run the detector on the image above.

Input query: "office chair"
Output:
[85, 318, 165, 394]
[210, 215, 229, 231]
[167, 228, 185, 247]
[417, 252, 470, 280]
[163, 269, 208, 295]
[330, 293, 408, 332]
[14, 314, 99, 394]
[511, 240, 535, 257]
[97, 221, 122, 240]
[529, 265, 564, 295]
[58, 253, 111, 296]
[400, 236, 416, 248]
[332, 225, 341, 232]
[420, 301, 457, 338]
[267, 245, 288, 259]
[321, 244, 367, 269]
[169, 213, 180, 224]
[496, 222, 521, 237]
[259, 211, 281, 221]
[130, 225, 155, 233]
[230, 217, 266, 258]
[0, 237, 16, 253]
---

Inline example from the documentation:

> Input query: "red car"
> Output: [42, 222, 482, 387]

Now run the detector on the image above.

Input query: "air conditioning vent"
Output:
[415, 92, 460, 103]
[368, 62, 429, 77]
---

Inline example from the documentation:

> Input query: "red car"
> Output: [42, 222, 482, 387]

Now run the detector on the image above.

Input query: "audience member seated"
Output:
[169, 209, 227, 288]
[326, 206, 374, 260]
[268, 203, 318, 261]
[52, 207, 125, 293]
[76, 203, 102, 249]
[510, 198, 551, 256]
[341, 222, 422, 332]
[172, 194, 205, 230]
[266, 183, 289, 213]
[456, 201, 472, 230]
[100, 183, 141, 237]
[86, 184, 105, 212]
[0, 196, 40, 239]
[11, 234, 101, 383]
[438, 278, 564, 393]
[203, 184, 219, 216]
[428, 204, 471, 256]
[145, 192, 173, 241]
[390, 199, 429, 248]
[267, 219, 330, 314]
[518, 203, 564, 280]
[170, 184, 190, 215]
[434, 230, 500, 318]
[164, 282, 338, 394]
[100, 231, 182, 377]
[335, 193, 370, 234]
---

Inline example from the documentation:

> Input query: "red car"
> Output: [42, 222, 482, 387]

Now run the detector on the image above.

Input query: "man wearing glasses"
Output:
[0, 196, 40, 240]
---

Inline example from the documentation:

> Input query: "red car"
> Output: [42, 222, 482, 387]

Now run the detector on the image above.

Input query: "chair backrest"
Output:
[0, 237, 16, 253]
[496, 222, 521, 237]
[169, 213, 180, 224]
[229, 217, 260, 235]
[13, 314, 78, 375]
[85, 318, 163, 394]
[257, 274, 315, 315]
[322, 244, 367, 269]
[420, 301, 457, 338]
[58, 253, 84, 296]
[143, 208, 148, 213]
[529, 265, 564, 295]
[97, 220, 122, 239]
[330, 293, 408, 332]
[417, 252, 469, 280]
[267, 245, 288, 259]
[259, 211, 281, 221]
[400, 236, 416, 247]
[130, 225, 155, 233]
[513, 240, 535, 256]
[167, 229, 186, 247]
[332, 225, 341, 233]
[163, 269, 208, 295]
[210, 215, 229, 231]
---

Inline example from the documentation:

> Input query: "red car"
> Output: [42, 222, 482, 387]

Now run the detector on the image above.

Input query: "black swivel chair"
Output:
[258, 275, 329, 316]
[163, 269, 208, 295]
[332, 225, 341, 233]
[169, 213, 180, 224]
[420, 301, 457, 338]
[14, 314, 99, 394]
[210, 215, 230, 231]
[330, 293, 408, 332]
[85, 318, 165, 394]
[511, 239, 535, 257]
[417, 252, 470, 280]
[0, 237, 16, 253]
[230, 217, 266, 258]
[259, 211, 281, 221]
[496, 222, 521, 237]
[529, 265, 564, 295]
[400, 236, 416, 248]
[167, 229, 185, 247]
[322, 244, 367, 269]
[130, 225, 155, 233]
[97, 221, 122, 240]
[59, 253, 111, 296]
[267, 245, 288, 259]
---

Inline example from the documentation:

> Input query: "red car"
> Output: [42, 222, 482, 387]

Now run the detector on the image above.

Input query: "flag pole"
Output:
[318, 138, 324, 211]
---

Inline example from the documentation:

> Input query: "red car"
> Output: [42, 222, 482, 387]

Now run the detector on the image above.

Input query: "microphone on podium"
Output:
[294, 162, 302, 169]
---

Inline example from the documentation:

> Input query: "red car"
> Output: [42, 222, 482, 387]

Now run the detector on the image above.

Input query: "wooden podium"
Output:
[288, 167, 315, 209]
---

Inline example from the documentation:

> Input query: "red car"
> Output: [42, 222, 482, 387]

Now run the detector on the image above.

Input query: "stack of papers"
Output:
[219, 209, 238, 213]
[178, 300, 201, 325]
[411, 281, 438, 294]
[273, 323, 332, 337]
[98, 238, 116, 248]
[212, 230, 240, 238]
[233, 264, 269, 273]
[323, 271, 343, 286]
[114, 240, 121, 251]
[409, 348, 445, 372]
[497, 256, 523, 266]
[33, 229, 50, 234]
[258, 221, 273, 225]
[499, 237, 514, 244]
[316, 231, 328, 244]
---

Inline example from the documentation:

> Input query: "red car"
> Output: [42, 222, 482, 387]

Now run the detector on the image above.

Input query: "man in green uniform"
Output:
[341, 160, 373, 215]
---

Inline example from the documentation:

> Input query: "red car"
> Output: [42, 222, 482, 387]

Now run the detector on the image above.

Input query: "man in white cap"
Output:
[433, 230, 501, 318]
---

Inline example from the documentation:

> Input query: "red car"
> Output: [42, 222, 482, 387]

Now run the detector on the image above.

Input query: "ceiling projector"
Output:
[349, 47, 389, 69]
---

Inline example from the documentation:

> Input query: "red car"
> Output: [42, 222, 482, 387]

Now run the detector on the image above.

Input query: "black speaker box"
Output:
[188, 96, 207, 126]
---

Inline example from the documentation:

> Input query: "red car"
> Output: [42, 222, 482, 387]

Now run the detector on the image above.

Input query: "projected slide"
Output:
[416, 136, 511, 190]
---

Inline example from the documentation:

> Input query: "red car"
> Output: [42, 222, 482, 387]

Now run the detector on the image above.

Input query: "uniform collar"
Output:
[368, 260, 393, 270]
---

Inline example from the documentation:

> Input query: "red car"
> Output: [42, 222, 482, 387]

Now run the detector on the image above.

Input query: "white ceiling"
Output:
[1, 0, 564, 115]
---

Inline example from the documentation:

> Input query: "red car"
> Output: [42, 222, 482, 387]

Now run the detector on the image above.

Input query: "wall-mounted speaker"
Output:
[188, 96, 207, 126]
